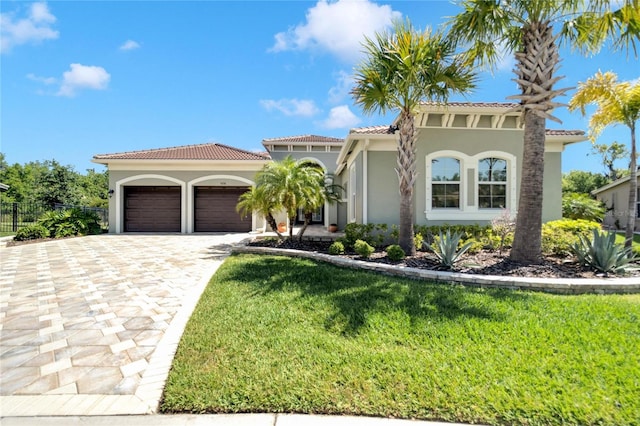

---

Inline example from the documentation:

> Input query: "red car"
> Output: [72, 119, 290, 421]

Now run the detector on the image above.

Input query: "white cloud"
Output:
[119, 39, 140, 51]
[328, 70, 354, 104]
[321, 105, 360, 129]
[26, 73, 57, 85]
[270, 0, 401, 63]
[57, 64, 111, 97]
[260, 98, 320, 117]
[1, 2, 58, 53]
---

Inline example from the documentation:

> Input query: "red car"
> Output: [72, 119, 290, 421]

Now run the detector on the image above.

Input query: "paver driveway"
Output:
[0, 233, 251, 416]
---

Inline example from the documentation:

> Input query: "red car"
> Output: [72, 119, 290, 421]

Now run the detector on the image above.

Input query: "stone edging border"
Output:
[233, 246, 640, 294]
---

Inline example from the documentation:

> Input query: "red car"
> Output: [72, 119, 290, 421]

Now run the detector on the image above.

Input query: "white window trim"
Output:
[349, 163, 357, 223]
[425, 150, 517, 221]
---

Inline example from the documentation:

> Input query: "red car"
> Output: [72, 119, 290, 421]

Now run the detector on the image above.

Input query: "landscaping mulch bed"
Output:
[248, 238, 640, 279]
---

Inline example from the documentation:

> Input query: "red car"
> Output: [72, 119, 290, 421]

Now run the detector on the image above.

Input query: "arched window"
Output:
[478, 157, 507, 209]
[431, 157, 460, 208]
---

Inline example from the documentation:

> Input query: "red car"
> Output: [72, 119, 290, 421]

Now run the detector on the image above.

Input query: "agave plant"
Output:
[572, 229, 638, 275]
[426, 230, 474, 269]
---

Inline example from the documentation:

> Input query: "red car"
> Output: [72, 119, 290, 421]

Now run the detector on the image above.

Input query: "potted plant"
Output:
[328, 223, 338, 233]
[277, 222, 287, 233]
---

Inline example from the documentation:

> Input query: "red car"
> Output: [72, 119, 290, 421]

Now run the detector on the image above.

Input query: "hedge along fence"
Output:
[0, 200, 108, 233]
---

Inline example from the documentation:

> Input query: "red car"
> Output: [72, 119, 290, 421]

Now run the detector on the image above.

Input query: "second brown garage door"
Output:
[194, 186, 250, 232]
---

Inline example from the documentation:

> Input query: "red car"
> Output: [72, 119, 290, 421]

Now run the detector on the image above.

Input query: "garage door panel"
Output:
[195, 187, 250, 232]
[124, 186, 181, 232]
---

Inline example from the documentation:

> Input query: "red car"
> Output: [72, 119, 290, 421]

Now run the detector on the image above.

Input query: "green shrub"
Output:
[354, 239, 375, 259]
[390, 224, 399, 243]
[328, 241, 345, 255]
[413, 232, 424, 251]
[562, 192, 606, 222]
[343, 223, 388, 248]
[462, 237, 484, 254]
[572, 229, 638, 274]
[385, 244, 406, 262]
[416, 224, 491, 246]
[14, 224, 50, 241]
[38, 208, 102, 238]
[541, 219, 600, 256]
[427, 230, 473, 269]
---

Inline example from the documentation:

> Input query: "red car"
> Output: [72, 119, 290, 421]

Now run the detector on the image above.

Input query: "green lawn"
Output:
[615, 232, 640, 245]
[162, 254, 640, 425]
[614, 233, 640, 256]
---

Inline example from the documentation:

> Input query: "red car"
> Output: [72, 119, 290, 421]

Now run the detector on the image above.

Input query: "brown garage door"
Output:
[194, 186, 250, 232]
[124, 186, 181, 232]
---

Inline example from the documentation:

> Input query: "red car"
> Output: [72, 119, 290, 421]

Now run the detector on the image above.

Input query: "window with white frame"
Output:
[431, 157, 461, 208]
[478, 157, 507, 209]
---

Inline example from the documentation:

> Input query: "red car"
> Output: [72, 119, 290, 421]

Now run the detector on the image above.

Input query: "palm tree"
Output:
[448, 0, 639, 263]
[569, 71, 640, 249]
[351, 19, 476, 255]
[239, 156, 337, 241]
[236, 185, 282, 238]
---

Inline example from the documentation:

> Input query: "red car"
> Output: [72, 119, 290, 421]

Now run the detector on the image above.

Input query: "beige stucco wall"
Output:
[595, 177, 640, 231]
[343, 127, 566, 227]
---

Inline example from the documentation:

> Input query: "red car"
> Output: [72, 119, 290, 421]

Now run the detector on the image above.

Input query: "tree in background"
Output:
[591, 141, 630, 182]
[0, 153, 108, 208]
[569, 71, 640, 249]
[562, 170, 609, 195]
[448, 0, 639, 263]
[78, 168, 109, 208]
[352, 19, 476, 255]
[36, 160, 82, 208]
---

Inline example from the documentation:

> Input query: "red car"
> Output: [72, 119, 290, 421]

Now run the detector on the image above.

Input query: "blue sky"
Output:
[1, 0, 638, 175]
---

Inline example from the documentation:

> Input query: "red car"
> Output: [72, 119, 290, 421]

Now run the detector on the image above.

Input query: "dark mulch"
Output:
[248, 238, 640, 279]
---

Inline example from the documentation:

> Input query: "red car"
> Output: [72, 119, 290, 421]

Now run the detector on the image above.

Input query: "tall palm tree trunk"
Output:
[625, 123, 637, 249]
[509, 20, 565, 263]
[397, 111, 417, 255]
[511, 110, 546, 262]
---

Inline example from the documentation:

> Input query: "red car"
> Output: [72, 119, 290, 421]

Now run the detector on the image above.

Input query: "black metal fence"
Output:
[0, 201, 108, 233]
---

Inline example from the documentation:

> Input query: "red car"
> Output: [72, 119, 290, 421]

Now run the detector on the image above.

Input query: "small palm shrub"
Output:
[572, 229, 638, 274]
[541, 219, 600, 256]
[21, 208, 102, 240]
[328, 241, 345, 255]
[427, 230, 473, 269]
[354, 239, 375, 259]
[14, 224, 50, 241]
[385, 244, 406, 262]
[562, 192, 605, 222]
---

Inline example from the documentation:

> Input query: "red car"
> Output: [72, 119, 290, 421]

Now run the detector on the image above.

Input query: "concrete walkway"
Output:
[0, 234, 251, 416]
[1, 413, 473, 426]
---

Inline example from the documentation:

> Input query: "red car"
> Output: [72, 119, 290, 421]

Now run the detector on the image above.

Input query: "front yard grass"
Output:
[162, 254, 640, 425]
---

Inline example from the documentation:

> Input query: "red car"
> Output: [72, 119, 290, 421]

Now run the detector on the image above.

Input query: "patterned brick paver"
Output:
[0, 234, 250, 415]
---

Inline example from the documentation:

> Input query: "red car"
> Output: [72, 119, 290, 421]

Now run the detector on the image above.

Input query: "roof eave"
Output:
[91, 158, 270, 165]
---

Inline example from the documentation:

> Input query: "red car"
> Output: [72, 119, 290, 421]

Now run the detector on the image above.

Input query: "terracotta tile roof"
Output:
[349, 125, 396, 135]
[545, 129, 585, 136]
[263, 134, 344, 144]
[93, 143, 271, 161]
[350, 125, 584, 137]
[420, 101, 520, 108]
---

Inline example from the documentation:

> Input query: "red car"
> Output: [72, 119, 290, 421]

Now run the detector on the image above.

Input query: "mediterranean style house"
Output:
[592, 175, 640, 231]
[92, 102, 586, 234]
